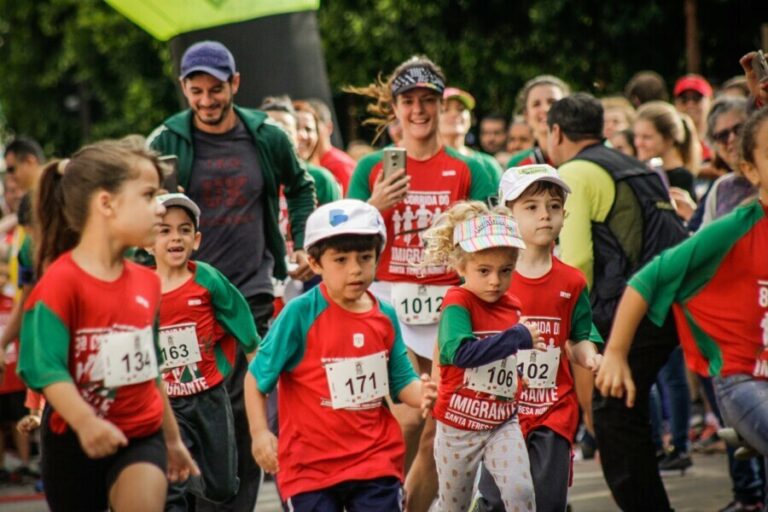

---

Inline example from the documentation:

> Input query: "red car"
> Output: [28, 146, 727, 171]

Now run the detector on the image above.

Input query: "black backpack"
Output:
[571, 144, 688, 338]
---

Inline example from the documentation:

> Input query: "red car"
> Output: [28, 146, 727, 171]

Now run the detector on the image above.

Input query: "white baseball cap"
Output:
[157, 193, 201, 228]
[453, 215, 526, 252]
[499, 164, 571, 203]
[304, 199, 387, 250]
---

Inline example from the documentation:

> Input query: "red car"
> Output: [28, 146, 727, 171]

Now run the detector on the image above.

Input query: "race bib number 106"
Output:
[100, 327, 158, 388]
[464, 354, 518, 398]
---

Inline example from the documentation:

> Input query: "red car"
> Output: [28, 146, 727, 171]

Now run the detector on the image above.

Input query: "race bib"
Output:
[391, 283, 449, 325]
[100, 327, 158, 388]
[324, 351, 389, 409]
[158, 324, 202, 372]
[517, 347, 560, 389]
[464, 354, 518, 398]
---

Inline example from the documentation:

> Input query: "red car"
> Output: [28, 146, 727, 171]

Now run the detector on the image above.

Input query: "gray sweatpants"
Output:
[434, 417, 536, 512]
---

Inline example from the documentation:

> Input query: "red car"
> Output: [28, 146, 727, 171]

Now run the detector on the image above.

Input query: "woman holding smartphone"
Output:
[346, 56, 497, 512]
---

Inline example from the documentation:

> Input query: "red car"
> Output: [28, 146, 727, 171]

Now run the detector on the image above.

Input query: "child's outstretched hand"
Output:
[419, 373, 438, 419]
[166, 438, 200, 483]
[252, 429, 279, 474]
[520, 317, 545, 349]
[17, 414, 41, 434]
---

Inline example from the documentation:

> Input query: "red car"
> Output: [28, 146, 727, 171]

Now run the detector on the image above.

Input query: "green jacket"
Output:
[147, 106, 315, 279]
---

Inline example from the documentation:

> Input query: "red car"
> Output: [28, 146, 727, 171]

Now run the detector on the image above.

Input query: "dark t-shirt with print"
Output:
[189, 121, 274, 298]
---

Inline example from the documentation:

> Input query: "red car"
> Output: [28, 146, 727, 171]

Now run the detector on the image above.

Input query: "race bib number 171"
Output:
[325, 351, 389, 409]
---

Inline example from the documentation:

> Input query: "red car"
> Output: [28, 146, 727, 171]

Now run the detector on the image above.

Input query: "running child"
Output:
[245, 199, 437, 511]
[152, 193, 260, 510]
[596, 108, 768, 458]
[424, 200, 545, 512]
[476, 164, 603, 512]
[17, 139, 198, 512]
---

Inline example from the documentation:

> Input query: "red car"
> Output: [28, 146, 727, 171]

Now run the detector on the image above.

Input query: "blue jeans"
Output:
[649, 346, 690, 453]
[714, 374, 768, 507]
[702, 376, 765, 504]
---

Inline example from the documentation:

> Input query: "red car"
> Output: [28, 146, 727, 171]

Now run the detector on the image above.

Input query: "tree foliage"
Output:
[0, 0, 177, 155]
[318, 0, 765, 132]
[0, 0, 764, 152]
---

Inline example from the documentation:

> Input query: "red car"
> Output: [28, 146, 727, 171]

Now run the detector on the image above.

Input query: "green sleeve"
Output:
[465, 154, 498, 204]
[380, 302, 418, 401]
[569, 288, 603, 343]
[18, 236, 32, 268]
[248, 295, 315, 394]
[196, 262, 260, 352]
[308, 163, 342, 205]
[275, 127, 315, 250]
[346, 152, 382, 200]
[506, 149, 534, 169]
[18, 302, 72, 391]
[438, 304, 476, 365]
[629, 201, 761, 327]
[479, 152, 503, 181]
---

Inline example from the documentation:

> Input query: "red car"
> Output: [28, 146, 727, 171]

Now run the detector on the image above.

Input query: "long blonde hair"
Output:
[344, 56, 446, 142]
[422, 201, 514, 270]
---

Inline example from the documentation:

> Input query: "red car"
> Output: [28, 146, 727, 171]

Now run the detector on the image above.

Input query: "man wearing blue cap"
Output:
[148, 40, 316, 511]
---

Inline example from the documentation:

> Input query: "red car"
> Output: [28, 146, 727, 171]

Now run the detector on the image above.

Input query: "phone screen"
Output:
[159, 155, 179, 192]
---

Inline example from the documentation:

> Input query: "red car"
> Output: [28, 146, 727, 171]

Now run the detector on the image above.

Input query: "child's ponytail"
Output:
[35, 159, 78, 278]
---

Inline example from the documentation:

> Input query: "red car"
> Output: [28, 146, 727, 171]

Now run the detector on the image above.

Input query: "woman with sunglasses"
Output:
[699, 97, 755, 226]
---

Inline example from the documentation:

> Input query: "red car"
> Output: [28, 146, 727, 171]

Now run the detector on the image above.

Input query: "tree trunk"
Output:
[685, 0, 700, 74]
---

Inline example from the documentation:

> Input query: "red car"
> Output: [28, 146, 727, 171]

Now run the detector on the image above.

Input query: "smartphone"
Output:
[382, 147, 407, 179]
[158, 155, 179, 192]
[753, 50, 768, 82]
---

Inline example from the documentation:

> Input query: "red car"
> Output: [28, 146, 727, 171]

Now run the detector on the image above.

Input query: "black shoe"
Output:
[718, 500, 764, 512]
[659, 450, 693, 473]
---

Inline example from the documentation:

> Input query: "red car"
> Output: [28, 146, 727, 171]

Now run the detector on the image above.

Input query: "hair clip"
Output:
[57, 159, 70, 175]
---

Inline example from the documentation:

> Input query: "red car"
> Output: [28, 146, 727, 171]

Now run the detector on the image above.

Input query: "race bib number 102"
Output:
[325, 351, 389, 409]
[100, 327, 158, 388]
[516, 347, 560, 389]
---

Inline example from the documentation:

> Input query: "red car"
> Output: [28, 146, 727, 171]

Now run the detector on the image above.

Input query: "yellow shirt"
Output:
[558, 160, 615, 288]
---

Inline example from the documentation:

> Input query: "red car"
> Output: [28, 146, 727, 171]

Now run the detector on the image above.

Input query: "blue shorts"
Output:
[284, 476, 403, 512]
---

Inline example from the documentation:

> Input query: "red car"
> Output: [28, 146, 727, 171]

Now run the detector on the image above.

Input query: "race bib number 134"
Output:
[100, 327, 158, 388]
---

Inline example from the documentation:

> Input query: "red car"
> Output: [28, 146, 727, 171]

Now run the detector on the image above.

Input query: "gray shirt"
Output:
[189, 121, 274, 298]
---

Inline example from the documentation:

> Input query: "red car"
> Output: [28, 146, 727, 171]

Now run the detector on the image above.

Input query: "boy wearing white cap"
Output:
[151, 193, 260, 510]
[244, 199, 436, 511]
[476, 165, 603, 512]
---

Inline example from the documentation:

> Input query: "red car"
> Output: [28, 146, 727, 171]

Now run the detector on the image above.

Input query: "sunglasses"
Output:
[712, 123, 743, 145]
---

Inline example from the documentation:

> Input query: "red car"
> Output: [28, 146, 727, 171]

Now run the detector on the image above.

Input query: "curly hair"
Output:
[422, 201, 515, 270]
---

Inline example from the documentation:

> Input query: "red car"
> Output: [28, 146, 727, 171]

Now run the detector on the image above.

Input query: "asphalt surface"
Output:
[0, 451, 738, 511]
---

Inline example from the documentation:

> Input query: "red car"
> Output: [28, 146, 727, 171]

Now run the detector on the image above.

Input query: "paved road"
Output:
[0, 451, 736, 511]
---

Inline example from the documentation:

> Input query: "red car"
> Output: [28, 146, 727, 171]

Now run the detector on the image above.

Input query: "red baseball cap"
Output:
[674, 74, 713, 98]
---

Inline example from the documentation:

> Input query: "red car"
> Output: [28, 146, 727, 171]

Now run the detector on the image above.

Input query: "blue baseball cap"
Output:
[180, 41, 236, 82]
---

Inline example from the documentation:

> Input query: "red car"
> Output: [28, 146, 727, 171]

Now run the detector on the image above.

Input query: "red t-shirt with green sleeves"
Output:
[18, 252, 163, 438]
[249, 283, 417, 499]
[433, 286, 523, 431]
[347, 146, 497, 285]
[159, 260, 259, 398]
[630, 201, 768, 378]
[509, 257, 600, 442]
